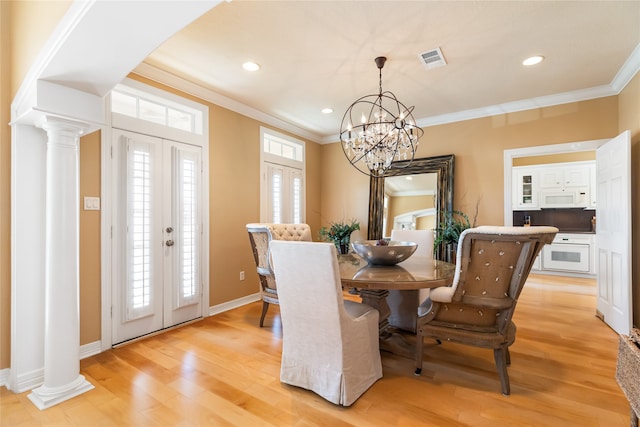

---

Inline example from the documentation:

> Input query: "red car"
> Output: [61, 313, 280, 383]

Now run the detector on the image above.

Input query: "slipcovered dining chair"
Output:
[415, 225, 558, 395]
[269, 240, 383, 406]
[246, 223, 312, 327]
[386, 229, 435, 333]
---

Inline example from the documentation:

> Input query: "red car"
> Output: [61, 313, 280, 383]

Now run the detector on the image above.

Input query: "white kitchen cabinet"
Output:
[512, 168, 538, 210]
[537, 162, 592, 208]
[539, 164, 590, 190]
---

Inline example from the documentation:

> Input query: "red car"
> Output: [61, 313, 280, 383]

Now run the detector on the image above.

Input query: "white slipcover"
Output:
[269, 240, 383, 406]
[387, 229, 435, 330]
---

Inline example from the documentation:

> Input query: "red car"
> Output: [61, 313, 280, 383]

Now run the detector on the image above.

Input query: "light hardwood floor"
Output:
[1, 274, 632, 426]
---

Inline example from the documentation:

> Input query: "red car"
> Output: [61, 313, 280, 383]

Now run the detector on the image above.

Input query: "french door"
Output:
[112, 129, 203, 345]
[264, 162, 303, 224]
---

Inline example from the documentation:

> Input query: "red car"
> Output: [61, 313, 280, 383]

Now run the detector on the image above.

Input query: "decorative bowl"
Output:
[350, 240, 418, 265]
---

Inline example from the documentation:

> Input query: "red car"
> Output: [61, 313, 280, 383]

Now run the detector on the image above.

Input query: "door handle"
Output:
[165, 239, 175, 247]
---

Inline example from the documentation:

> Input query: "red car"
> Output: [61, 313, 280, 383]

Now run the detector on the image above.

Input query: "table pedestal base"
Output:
[359, 288, 416, 360]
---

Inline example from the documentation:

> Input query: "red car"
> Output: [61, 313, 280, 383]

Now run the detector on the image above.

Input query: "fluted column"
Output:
[28, 116, 94, 409]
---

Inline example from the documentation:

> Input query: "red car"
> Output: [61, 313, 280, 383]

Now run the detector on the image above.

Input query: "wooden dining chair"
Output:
[415, 225, 558, 395]
[245, 223, 312, 327]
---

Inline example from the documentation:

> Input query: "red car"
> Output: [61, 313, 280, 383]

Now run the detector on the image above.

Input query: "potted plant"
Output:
[319, 219, 360, 254]
[434, 210, 470, 262]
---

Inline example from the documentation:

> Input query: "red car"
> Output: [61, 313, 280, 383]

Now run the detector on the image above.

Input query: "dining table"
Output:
[338, 253, 456, 359]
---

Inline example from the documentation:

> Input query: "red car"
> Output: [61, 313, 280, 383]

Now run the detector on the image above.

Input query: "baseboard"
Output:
[80, 341, 102, 360]
[5, 367, 44, 393]
[209, 293, 260, 316]
[0, 368, 9, 388]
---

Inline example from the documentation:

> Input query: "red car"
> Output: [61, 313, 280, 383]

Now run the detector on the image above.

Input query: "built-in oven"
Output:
[542, 235, 591, 273]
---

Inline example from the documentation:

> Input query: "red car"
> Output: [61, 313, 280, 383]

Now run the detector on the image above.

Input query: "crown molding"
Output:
[133, 62, 325, 144]
[611, 42, 640, 93]
[137, 41, 640, 146]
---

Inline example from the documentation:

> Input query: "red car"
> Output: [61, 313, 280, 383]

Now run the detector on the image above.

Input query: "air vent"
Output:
[418, 47, 447, 70]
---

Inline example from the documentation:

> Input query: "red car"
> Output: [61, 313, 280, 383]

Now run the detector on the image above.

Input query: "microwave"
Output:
[540, 188, 589, 208]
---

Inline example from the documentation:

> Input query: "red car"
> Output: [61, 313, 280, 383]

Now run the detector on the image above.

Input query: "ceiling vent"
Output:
[418, 47, 447, 70]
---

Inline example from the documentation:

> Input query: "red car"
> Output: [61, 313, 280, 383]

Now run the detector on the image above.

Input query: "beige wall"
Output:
[321, 97, 619, 229]
[79, 131, 102, 343]
[7, 0, 72, 98]
[387, 194, 433, 235]
[618, 71, 640, 326]
[415, 215, 435, 231]
[513, 151, 596, 167]
[0, 0, 11, 370]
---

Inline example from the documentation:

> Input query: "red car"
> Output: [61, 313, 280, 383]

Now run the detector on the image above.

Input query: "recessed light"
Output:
[242, 61, 260, 72]
[405, 176, 413, 181]
[321, 108, 333, 114]
[522, 56, 544, 66]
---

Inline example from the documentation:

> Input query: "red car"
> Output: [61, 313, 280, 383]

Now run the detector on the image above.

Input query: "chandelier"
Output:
[340, 57, 423, 177]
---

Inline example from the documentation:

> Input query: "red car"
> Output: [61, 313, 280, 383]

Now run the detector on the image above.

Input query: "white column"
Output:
[28, 116, 94, 410]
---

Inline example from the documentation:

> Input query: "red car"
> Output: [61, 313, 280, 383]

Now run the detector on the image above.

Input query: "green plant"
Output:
[434, 210, 470, 249]
[319, 219, 360, 252]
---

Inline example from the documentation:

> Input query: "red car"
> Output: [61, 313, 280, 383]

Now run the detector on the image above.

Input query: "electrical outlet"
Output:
[240, 271, 245, 281]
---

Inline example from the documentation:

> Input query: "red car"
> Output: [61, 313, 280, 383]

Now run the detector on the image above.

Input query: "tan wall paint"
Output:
[79, 131, 102, 343]
[513, 151, 596, 167]
[8, 0, 72, 98]
[0, 0, 11, 369]
[415, 215, 435, 231]
[618, 71, 640, 327]
[319, 143, 370, 243]
[322, 97, 619, 231]
[387, 195, 431, 233]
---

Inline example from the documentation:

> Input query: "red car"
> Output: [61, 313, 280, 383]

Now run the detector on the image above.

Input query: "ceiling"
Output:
[139, 0, 640, 144]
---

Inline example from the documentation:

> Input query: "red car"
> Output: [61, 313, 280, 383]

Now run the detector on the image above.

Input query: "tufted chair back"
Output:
[246, 223, 312, 327]
[415, 225, 558, 395]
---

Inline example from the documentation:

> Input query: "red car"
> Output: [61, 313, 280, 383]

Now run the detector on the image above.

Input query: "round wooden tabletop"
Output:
[338, 254, 455, 290]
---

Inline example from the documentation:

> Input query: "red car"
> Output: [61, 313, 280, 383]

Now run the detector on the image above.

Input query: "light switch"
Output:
[83, 196, 100, 211]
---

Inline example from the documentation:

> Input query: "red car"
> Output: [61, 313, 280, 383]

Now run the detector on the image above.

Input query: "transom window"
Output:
[263, 131, 304, 163]
[112, 83, 204, 135]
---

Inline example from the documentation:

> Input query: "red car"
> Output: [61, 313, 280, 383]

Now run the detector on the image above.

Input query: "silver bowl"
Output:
[350, 240, 418, 265]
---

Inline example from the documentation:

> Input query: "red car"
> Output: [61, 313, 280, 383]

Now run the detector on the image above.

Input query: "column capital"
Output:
[35, 116, 90, 138]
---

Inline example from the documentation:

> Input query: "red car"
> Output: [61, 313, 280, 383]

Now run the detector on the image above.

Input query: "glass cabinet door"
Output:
[514, 169, 538, 209]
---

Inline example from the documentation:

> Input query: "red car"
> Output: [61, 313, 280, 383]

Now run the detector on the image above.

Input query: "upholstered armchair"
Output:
[415, 225, 558, 395]
[269, 240, 383, 406]
[246, 223, 312, 327]
[386, 229, 435, 333]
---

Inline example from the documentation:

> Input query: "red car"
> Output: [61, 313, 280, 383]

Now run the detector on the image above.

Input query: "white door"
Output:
[112, 130, 203, 344]
[596, 130, 631, 335]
